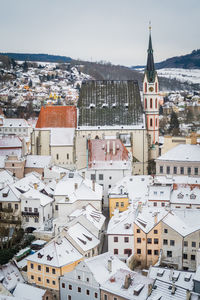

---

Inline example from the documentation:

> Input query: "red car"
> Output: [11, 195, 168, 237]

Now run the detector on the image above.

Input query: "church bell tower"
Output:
[143, 24, 159, 149]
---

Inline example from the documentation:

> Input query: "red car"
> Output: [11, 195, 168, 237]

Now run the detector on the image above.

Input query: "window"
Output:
[167, 166, 170, 174]
[184, 241, 188, 247]
[31, 275, 34, 279]
[56, 154, 59, 160]
[147, 249, 152, 255]
[114, 298, 118, 300]
[46, 267, 49, 273]
[86, 290, 90, 295]
[147, 238, 152, 244]
[174, 167, 177, 174]
[170, 240, 175, 246]
[163, 239, 168, 245]
[155, 98, 158, 109]
[67, 154, 69, 159]
[38, 265, 41, 271]
[124, 249, 132, 256]
[137, 238, 141, 243]
[78, 275, 81, 280]
[91, 174, 96, 180]
[161, 202, 165, 207]
[137, 249, 141, 254]
[31, 263, 34, 269]
[183, 253, 188, 259]
[154, 230, 158, 234]
[137, 229, 140, 233]
[154, 250, 159, 255]
[188, 167, 191, 175]
[114, 249, 118, 255]
[164, 229, 168, 234]
[8, 203, 12, 209]
[167, 251, 172, 257]
[195, 168, 198, 175]
[46, 279, 50, 283]
[55, 205, 58, 211]
[160, 166, 163, 174]
[108, 185, 111, 189]
[109, 176, 112, 180]
[78, 287, 81, 293]
[180, 167, 184, 175]
[192, 241, 196, 247]
[52, 268, 56, 274]
[124, 237, 129, 243]
[156, 118, 158, 127]
[52, 281, 56, 285]
[35, 218, 39, 223]
[191, 255, 196, 261]
[121, 202, 124, 207]
[145, 98, 147, 109]
[34, 208, 38, 213]
[104, 295, 108, 300]
[150, 98, 153, 108]
[114, 237, 118, 242]
[99, 174, 103, 180]
[150, 118, 153, 127]
[24, 207, 28, 212]
[68, 296, 71, 300]
[28, 207, 32, 212]
[116, 202, 119, 207]
[86, 278, 89, 282]
[154, 238, 159, 244]
[38, 277, 41, 282]
[69, 285, 72, 290]
[95, 292, 98, 298]
[145, 82, 147, 93]
[154, 202, 157, 207]
[15, 204, 18, 210]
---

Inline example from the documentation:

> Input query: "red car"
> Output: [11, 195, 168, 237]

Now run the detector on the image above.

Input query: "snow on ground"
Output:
[157, 68, 200, 84]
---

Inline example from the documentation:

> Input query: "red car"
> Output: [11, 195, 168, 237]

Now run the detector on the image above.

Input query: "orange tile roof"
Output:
[88, 139, 129, 167]
[36, 106, 77, 128]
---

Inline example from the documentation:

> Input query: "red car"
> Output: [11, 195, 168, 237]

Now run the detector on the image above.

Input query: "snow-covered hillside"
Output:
[157, 68, 200, 84]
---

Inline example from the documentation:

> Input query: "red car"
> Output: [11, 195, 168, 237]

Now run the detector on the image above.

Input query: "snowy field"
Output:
[157, 68, 200, 84]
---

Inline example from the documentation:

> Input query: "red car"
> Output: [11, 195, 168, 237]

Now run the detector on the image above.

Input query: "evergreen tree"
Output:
[28, 79, 32, 88]
[22, 61, 28, 72]
[169, 111, 180, 135]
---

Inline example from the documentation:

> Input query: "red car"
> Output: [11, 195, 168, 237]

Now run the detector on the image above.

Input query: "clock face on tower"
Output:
[149, 87, 154, 92]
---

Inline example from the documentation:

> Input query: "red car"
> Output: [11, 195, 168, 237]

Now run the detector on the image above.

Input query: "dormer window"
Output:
[177, 193, 184, 199]
[47, 255, 53, 261]
[190, 194, 196, 199]
[37, 253, 43, 259]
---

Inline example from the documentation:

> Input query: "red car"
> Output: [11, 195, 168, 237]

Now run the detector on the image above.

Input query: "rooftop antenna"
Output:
[149, 21, 152, 33]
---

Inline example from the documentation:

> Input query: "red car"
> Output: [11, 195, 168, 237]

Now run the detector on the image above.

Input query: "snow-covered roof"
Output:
[13, 282, 46, 300]
[135, 207, 168, 233]
[154, 175, 200, 185]
[148, 185, 172, 201]
[0, 261, 25, 291]
[25, 155, 52, 168]
[85, 252, 130, 284]
[67, 222, 100, 252]
[0, 170, 14, 189]
[14, 173, 45, 193]
[0, 156, 6, 168]
[26, 236, 82, 267]
[107, 207, 135, 235]
[50, 128, 75, 146]
[156, 144, 200, 162]
[0, 184, 21, 202]
[171, 187, 200, 205]
[0, 136, 22, 148]
[110, 175, 153, 204]
[69, 204, 105, 230]
[2, 118, 29, 128]
[21, 188, 53, 206]
[101, 268, 153, 300]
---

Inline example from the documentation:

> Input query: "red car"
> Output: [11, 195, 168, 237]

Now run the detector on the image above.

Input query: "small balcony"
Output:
[22, 211, 39, 217]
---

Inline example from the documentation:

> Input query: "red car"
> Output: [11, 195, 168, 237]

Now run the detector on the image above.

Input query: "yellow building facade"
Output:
[109, 196, 129, 218]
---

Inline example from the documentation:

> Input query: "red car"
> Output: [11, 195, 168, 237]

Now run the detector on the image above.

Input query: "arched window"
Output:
[145, 82, 147, 93]
[155, 82, 158, 93]
[145, 98, 147, 109]
[156, 118, 158, 127]
[150, 98, 153, 109]
[155, 98, 157, 109]
[150, 118, 153, 127]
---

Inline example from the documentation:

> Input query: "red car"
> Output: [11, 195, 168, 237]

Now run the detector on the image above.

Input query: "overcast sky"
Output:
[0, 0, 199, 66]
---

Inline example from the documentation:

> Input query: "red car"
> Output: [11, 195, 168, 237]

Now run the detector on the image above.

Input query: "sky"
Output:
[0, 0, 200, 66]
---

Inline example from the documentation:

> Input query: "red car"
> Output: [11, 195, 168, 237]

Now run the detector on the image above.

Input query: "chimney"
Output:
[108, 258, 112, 272]
[33, 183, 38, 190]
[82, 172, 85, 179]
[148, 283, 153, 296]
[107, 141, 110, 154]
[113, 141, 116, 155]
[74, 183, 78, 190]
[92, 180, 95, 192]
[171, 283, 176, 295]
[124, 274, 131, 289]
[154, 212, 158, 224]
[186, 290, 191, 300]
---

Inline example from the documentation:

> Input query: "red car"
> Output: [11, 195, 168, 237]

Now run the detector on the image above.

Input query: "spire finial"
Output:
[149, 21, 151, 33]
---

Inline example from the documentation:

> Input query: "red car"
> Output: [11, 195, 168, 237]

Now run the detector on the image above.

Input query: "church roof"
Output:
[36, 106, 77, 128]
[145, 29, 157, 83]
[77, 80, 143, 127]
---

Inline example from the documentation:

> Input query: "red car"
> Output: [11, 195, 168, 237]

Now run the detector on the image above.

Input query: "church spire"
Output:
[146, 22, 156, 83]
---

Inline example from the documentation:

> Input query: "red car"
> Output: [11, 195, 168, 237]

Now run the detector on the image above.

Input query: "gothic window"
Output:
[155, 98, 157, 109]
[150, 118, 153, 127]
[156, 118, 158, 127]
[155, 82, 158, 93]
[145, 98, 147, 109]
[150, 98, 153, 108]
[145, 82, 147, 93]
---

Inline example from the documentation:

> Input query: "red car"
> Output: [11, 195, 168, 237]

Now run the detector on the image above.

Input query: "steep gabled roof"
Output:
[36, 106, 77, 128]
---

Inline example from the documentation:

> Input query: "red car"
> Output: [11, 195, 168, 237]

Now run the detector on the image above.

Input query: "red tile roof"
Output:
[88, 139, 129, 167]
[36, 106, 77, 128]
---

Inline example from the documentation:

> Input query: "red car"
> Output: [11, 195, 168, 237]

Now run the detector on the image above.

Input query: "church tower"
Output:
[143, 24, 159, 149]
